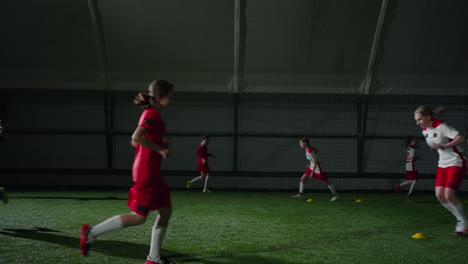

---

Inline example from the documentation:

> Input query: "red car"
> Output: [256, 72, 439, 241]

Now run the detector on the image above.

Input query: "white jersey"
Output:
[406, 146, 416, 171]
[422, 119, 466, 168]
[305, 147, 321, 173]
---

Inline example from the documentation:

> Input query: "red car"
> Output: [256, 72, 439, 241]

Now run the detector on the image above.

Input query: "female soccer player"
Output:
[80, 80, 176, 264]
[186, 135, 215, 192]
[395, 136, 419, 197]
[292, 137, 338, 201]
[414, 106, 467, 236]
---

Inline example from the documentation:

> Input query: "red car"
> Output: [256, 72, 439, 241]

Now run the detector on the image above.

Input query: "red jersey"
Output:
[197, 144, 211, 173]
[197, 145, 209, 160]
[132, 107, 166, 183]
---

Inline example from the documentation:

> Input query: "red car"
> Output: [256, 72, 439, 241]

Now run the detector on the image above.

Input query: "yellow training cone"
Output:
[411, 233, 428, 239]
[406, 200, 413, 203]
[356, 199, 363, 203]
[463, 201, 468, 204]
[306, 199, 314, 202]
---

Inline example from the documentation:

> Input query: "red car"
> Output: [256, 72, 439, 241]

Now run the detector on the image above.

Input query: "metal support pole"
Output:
[359, 0, 388, 177]
[88, 0, 113, 170]
[232, 0, 246, 172]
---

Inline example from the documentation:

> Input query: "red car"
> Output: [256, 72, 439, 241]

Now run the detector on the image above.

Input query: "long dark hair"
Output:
[134, 79, 174, 109]
[405, 136, 415, 147]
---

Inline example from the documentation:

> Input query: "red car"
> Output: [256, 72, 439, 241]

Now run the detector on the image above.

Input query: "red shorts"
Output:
[198, 160, 210, 173]
[435, 166, 466, 190]
[127, 180, 172, 216]
[406, 171, 418, 180]
[304, 164, 328, 181]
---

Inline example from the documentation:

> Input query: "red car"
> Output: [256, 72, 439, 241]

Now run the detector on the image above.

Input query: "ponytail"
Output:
[414, 105, 445, 119]
[133, 91, 154, 109]
[134, 79, 174, 109]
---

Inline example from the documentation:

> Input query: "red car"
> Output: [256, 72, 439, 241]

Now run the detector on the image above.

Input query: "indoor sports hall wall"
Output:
[0, 0, 468, 190]
[1, 91, 467, 191]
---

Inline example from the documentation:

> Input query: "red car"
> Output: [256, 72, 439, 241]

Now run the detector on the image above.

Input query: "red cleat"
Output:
[394, 184, 400, 193]
[145, 255, 176, 264]
[453, 231, 468, 237]
[80, 224, 91, 256]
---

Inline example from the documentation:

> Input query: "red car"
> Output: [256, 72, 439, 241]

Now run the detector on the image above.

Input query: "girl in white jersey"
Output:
[395, 136, 419, 197]
[292, 137, 338, 201]
[414, 106, 467, 236]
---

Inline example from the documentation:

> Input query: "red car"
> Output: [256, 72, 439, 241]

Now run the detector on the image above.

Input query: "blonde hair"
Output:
[414, 105, 444, 119]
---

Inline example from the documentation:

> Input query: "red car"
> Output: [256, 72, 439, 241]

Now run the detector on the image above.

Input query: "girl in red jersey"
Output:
[395, 136, 419, 197]
[80, 80, 176, 264]
[292, 137, 338, 201]
[414, 106, 467, 236]
[186, 135, 215, 192]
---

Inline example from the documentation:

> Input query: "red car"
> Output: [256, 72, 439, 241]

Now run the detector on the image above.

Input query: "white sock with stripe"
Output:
[453, 203, 467, 223]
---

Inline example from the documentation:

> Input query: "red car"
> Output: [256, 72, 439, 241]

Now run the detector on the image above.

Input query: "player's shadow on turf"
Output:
[0, 227, 191, 261]
[13, 196, 126, 201]
[0, 227, 293, 264]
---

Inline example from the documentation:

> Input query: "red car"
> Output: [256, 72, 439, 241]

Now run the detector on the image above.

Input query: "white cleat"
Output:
[454, 220, 468, 237]
[330, 195, 338, 202]
[291, 194, 302, 199]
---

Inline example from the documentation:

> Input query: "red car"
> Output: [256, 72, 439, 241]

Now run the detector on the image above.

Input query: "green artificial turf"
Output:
[1, 190, 468, 264]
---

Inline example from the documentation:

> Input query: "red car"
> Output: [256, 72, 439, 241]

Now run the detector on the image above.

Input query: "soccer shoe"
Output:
[330, 195, 338, 202]
[186, 181, 191, 189]
[0, 187, 8, 204]
[453, 220, 468, 237]
[80, 224, 93, 256]
[203, 188, 211, 193]
[406, 193, 413, 197]
[291, 194, 302, 199]
[145, 255, 176, 264]
[394, 184, 400, 193]
[453, 229, 468, 237]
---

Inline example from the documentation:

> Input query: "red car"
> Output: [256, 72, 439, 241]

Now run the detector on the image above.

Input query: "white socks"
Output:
[299, 183, 304, 194]
[399, 180, 412, 187]
[204, 176, 209, 190]
[442, 203, 467, 223]
[454, 203, 467, 223]
[190, 176, 202, 183]
[89, 215, 124, 240]
[408, 181, 416, 195]
[148, 226, 167, 262]
[399, 180, 416, 195]
[298, 183, 336, 195]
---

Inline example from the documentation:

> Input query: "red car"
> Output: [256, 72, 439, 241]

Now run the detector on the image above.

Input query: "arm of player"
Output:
[310, 162, 318, 177]
[162, 136, 170, 148]
[433, 133, 466, 150]
[131, 126, 169, 159]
